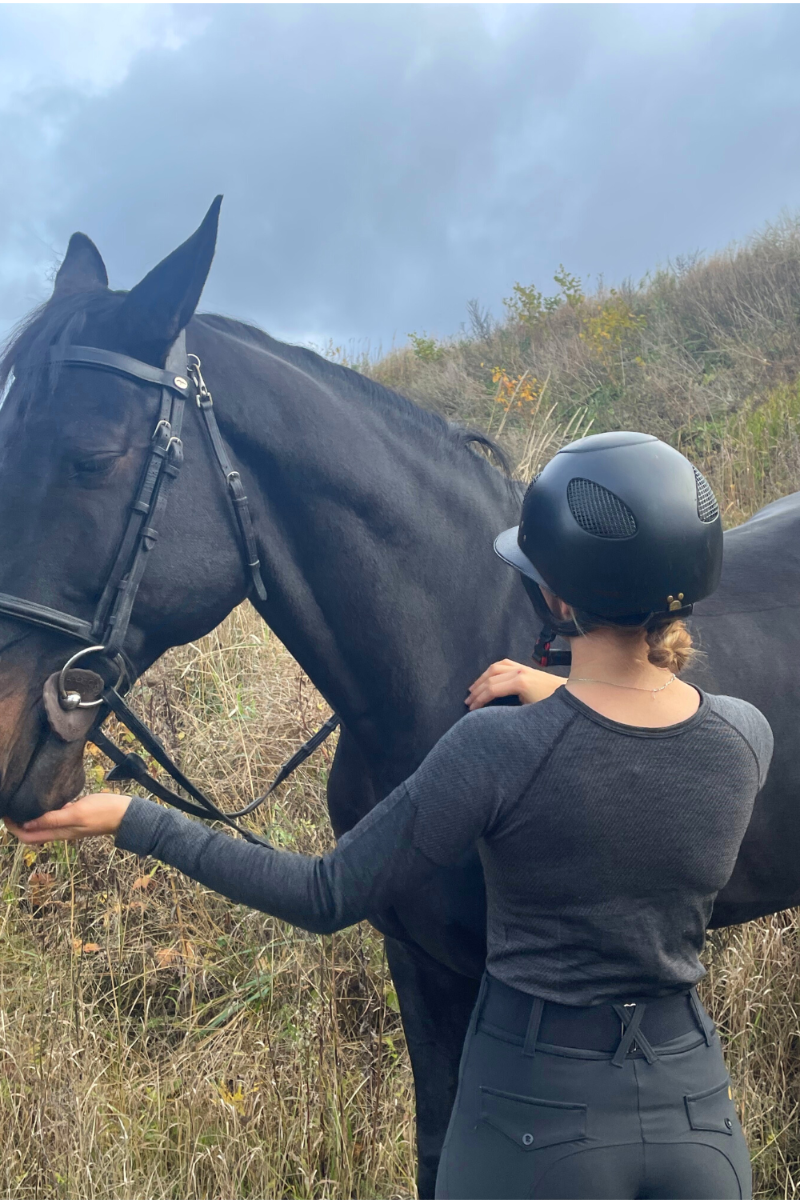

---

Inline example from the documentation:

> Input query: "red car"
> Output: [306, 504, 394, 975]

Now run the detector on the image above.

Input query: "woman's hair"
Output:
[568, 608, 695, 675]
[643, 617, 695, 674]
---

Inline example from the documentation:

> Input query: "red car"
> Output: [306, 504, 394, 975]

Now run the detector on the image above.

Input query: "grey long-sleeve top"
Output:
[116, 687, 772, 1006]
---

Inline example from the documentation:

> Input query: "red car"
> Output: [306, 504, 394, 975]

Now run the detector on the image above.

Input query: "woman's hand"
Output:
[4, 793, 132, 844]
[466, 659, 566, 711]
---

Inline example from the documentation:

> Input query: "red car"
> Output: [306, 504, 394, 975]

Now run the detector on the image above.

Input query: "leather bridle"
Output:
[0, 333, 339, 845]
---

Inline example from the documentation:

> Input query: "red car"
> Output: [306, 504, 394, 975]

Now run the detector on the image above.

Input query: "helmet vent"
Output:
[693, 467, 720, 523]
[567, 478, 638, 539]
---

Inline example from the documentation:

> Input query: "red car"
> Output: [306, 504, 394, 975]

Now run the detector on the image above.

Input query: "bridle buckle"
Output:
[152, 418, 171, 446]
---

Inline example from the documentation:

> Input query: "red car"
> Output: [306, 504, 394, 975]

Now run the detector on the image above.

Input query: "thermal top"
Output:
[116, 687, 772, 1006]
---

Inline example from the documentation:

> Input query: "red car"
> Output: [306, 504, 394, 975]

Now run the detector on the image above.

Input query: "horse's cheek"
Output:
[0, 676, 40, 814]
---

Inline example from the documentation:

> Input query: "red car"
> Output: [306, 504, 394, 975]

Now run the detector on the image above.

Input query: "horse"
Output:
[0, 198, 798, 1197]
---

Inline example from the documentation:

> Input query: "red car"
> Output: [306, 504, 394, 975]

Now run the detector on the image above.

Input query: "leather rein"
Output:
[0, 333, 339, 846]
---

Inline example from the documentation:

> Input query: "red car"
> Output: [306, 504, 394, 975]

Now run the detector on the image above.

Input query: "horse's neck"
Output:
[200, 320, 529, 763]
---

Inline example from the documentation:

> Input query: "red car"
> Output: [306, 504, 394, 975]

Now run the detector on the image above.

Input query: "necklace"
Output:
[567, 673, 676, 694]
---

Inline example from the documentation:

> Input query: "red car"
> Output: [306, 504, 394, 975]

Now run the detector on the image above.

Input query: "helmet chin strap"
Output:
[520, 576, 574, 667]
[532, 625, 572, 668]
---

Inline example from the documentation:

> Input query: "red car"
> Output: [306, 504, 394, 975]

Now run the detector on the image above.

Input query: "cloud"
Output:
[0, 5, 198, 325]
[2, 4, 800, 351]
[0, 5, 192, 106]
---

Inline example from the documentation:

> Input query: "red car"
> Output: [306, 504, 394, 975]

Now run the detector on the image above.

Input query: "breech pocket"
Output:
[685, 1080, 735, 1135]
[479, 1086, 587, 1150]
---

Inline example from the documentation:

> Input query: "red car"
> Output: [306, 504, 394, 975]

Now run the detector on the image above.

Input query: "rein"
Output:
[0, 334, 340, 845]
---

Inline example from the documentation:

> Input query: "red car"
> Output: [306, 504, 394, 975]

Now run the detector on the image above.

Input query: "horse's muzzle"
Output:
[0, 670, 106, 823]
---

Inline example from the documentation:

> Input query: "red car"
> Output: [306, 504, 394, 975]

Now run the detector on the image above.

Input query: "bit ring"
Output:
[58, 645, 123, 710]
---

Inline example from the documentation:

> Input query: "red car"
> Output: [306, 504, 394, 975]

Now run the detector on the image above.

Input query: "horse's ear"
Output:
[53, 233, 109, 296]
[118, 196, 222, 358]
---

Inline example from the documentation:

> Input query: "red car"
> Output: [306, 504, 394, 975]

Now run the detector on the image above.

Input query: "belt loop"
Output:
[474, 973, 490, 1026]
[523, 997, 545, 1058]
[689, 987, 713, 1046]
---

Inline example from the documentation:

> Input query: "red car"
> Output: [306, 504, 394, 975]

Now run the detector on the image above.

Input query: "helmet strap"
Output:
[532, 625, 572, 668]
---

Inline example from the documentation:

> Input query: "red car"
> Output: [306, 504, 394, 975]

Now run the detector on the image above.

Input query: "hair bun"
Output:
[645, 618, 694, 674]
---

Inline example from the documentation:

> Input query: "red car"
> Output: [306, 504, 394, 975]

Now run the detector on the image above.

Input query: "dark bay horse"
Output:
[0, 199, 798, 1196]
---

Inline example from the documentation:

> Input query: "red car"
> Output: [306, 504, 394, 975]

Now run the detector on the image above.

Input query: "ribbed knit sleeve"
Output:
[114, 706, 532, 932]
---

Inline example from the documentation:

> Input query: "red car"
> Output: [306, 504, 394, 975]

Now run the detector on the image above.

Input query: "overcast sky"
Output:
[2, 4, 800, 354]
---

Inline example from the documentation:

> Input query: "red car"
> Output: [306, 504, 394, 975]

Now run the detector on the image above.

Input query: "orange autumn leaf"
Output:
[155, 942, 197, 968]
[132, 876, 154, 891]
[28, 872, 55, 906]
[155, 945, 180, 967]
[73, 939, 102, 954]
[28, 871, 54, 886]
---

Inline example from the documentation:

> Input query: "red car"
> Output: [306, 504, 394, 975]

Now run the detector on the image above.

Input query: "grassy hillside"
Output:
[348, 212, 800, 522]
[1, 217, 800, 1198]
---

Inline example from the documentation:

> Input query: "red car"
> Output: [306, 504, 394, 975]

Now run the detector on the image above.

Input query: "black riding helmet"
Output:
[494, 431, 723, 664]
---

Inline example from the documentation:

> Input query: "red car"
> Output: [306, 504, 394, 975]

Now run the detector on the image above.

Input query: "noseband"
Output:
[0, 333, 339, 844]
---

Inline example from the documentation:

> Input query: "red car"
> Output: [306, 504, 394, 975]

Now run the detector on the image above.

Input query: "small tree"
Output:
[407, 331, 444, 363]
[503, 265, 584, 326]
[579, 290, 646, 370]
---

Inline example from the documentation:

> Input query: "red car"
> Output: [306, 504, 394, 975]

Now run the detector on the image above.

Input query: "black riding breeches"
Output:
[435, 974, 751, 1200]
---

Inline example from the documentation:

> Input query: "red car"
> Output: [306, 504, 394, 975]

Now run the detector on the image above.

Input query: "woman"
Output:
[8, 431, 771, 1199]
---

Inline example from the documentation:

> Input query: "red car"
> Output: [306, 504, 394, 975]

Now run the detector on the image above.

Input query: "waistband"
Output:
[478, 974, 712, 1066]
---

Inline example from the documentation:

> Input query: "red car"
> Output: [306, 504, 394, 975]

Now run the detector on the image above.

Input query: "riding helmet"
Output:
[494, 431, 723, 621]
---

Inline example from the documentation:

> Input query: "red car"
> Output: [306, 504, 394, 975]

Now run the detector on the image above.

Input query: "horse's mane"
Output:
[196, 314, 512, 476]
[1, 294, 514, 483]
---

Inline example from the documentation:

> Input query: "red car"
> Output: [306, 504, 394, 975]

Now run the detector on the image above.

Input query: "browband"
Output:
[49, 344, 189, 393]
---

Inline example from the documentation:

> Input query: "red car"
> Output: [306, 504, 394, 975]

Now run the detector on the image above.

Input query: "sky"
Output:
[2, 3, 800, 355]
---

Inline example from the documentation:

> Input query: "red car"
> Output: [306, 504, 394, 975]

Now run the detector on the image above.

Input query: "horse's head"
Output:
[0, 198, 252, 821]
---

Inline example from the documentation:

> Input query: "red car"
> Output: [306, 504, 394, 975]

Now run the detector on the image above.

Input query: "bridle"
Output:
[0, 333, 339, 845]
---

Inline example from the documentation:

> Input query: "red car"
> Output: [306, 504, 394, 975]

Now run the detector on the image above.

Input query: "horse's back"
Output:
[697, 490, 800, 620]
[689, 490, 800, 925]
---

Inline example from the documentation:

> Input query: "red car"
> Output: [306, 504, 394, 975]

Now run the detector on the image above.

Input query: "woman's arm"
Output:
[113, 784, 432, 933]
[6, 708, 514, 933]
[7, 786, 437, 933]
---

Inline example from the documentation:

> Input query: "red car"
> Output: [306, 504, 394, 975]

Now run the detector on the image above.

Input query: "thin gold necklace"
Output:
[567, 674, 676, 694]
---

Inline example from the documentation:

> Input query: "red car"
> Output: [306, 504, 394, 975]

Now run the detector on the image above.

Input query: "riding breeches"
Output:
[435, 974, 751, 1200]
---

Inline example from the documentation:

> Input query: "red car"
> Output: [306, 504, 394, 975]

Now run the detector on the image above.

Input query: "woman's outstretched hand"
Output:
[4, 793, 131, 844]
[466, 659, 566, 711]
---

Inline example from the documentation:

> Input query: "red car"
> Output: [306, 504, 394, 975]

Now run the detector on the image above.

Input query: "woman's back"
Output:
[428, 688, 773, 1004]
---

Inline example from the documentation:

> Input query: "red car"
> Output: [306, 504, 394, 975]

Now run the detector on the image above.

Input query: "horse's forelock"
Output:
[0, 291, 120, 415]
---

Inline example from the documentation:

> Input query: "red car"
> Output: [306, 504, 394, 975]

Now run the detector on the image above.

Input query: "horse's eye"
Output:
[71, 453, 120, 480]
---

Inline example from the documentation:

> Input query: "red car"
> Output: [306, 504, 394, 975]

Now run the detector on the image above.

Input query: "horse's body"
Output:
[0, 202, 798, 1195]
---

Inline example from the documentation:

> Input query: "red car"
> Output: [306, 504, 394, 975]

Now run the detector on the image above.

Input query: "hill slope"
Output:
[349, 213, 800, 525]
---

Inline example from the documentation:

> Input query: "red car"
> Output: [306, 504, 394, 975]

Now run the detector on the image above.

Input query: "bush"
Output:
[371, 213, 800, 517]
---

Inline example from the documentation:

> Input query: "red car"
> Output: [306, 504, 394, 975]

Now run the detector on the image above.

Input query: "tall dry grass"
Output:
[0, 615, 415, 1199]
